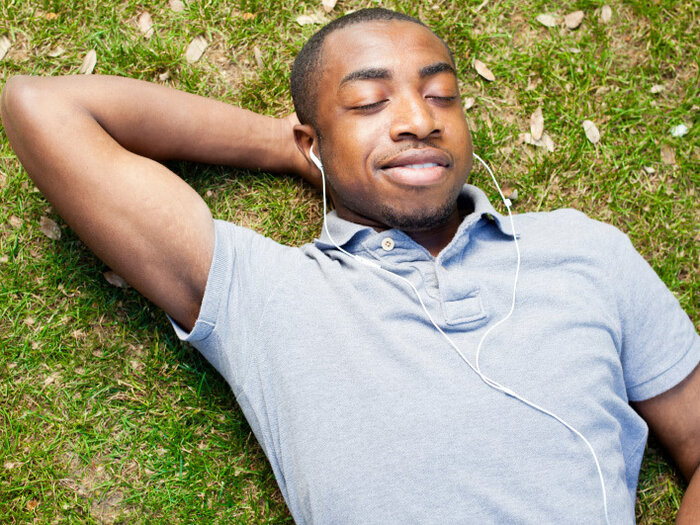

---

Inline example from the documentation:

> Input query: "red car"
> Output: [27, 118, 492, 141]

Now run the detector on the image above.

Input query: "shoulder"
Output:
[514, 207, 633, 255]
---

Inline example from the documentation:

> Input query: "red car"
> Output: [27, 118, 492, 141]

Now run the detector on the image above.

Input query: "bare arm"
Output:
[0, 75, 309, 331]
[633, 364, 700, 523]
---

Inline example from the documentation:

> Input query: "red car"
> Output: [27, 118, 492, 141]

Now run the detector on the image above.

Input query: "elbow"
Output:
[1, 75, 43, 135]
[1, 75, 31, 123]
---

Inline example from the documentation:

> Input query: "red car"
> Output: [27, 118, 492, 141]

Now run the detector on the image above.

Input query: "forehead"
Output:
[320, 20, 453, 84]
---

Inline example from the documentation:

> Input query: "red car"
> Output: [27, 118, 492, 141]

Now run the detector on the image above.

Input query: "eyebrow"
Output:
[340, 67, 391, 87]
[419, 61, 456, 78]
[339, 61, 456, 87]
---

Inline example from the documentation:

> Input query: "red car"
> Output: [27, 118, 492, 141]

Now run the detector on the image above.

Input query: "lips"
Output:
[379, 148, 451, 187]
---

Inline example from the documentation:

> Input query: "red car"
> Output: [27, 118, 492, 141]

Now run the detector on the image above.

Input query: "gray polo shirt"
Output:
[172, 185, 699, 524]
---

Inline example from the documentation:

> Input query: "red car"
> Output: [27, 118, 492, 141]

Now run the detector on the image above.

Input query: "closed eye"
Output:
[428, 95, 458, 104]
[352, 100, 388, 111]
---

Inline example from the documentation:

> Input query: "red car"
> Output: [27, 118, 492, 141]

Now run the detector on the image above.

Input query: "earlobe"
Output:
[292, 123, 323, 189]
[293, 124, 318, 169]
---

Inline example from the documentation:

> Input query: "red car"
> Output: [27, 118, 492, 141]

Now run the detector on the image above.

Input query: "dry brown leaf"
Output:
[104, 271, 129, 288]
[241, 12, 256, 20]
[296, 13, 325, 26]
[169, 0, 185, 12]
[582, 120, 600, 144]
[8, 215, 22, 229]
[253, 46, 264, 69]
[564, 10, 584, 29]
[78, 49, 97, 74]
[463, 97, 475, 110]
[43, 372, 60, 387]
[535, 14, 558, 27]
[185, 36, 207, 64]
[47, 46, 65, 57]
[519, 132, 555, 152]
[530, 106, 544, 141]
[45, 12, 59, 20]
[322, 0, 337, 13]
[650, 84, 664, 94]
[660, 144, 676, 165]
[138, 12, 154, 39]
[473, 59, 495, 81]
[39, 216, 62, 240]
[0, 35, 11, 61]
[26, 499, 39, 511]
[600, 5, 612, 23]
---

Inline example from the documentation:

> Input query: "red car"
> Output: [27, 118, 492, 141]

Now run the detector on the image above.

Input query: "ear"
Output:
[293, 123, 322, 189]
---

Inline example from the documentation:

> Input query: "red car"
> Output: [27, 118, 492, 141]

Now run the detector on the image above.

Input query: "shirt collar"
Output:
[314, 184, 519, 251]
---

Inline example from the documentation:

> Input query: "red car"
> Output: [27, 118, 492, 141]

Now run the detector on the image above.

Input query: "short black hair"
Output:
[290, 8, 453, 130]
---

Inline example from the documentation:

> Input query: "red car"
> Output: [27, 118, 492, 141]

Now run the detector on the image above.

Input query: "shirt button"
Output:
[381, 237, 395, 251]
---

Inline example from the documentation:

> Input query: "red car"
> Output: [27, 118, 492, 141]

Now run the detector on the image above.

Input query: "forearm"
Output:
[677, 466, 700, 524]
[1, 74, 301, 174]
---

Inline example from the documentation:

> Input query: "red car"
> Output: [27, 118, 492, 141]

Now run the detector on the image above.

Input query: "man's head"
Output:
[291, 8, 473, 233]
[291, 8, 452, 130]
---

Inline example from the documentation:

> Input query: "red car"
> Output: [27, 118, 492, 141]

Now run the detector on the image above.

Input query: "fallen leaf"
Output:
[650, 84, 664, 94]
[39, 216, 61, 240]
[45, 12, 59, 20]
[660, 144, 676, 165]
[26, 499, 39, 511]
[473, 59, 495, 81]
[241, 12, 256, 20]
[642, 166, 655, 174]
[535, 14, 558, 27]
[253, 46, 264, 69]
[43, 372, 60, 387]
[582, 120, 600, 144]
[296, 13, 325, 26]
[530, 106, 544, 141]
[138, 12, 154, 39]
[169, 0, 185, 12]
[185, 36, 207, 64]
[519, 132, 555, 152]
[8, 215, 22, 229]
[322, 0, 337, 13]
[599, 5, 612, 23]
[78, 49, 97, 74]
[564, 10, 584, 29]
[0, 35, 11, 61]
[463, 97, 475, 110]
[670, 124, 689, 137]
[47, 46, 65, 57]
[104, 271, 129, 288]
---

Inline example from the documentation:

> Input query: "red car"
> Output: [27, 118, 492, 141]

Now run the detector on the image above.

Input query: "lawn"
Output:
[0, 0, 697, 523]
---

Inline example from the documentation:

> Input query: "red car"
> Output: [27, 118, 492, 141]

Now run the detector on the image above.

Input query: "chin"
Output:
[379, 199, 456, 232]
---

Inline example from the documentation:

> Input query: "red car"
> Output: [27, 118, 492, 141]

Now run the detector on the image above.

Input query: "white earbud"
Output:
[309, 145, 324, 173]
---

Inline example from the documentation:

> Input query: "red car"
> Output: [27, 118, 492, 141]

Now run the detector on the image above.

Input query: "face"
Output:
[309, 20, 473, 232]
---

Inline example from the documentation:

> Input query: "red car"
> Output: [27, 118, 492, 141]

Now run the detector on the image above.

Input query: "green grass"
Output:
[1, 0, 697, 523]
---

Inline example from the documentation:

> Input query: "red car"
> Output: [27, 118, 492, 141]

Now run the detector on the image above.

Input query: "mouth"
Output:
[378, 148, 451, 187]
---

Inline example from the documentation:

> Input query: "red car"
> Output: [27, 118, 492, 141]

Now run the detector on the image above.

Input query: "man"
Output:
[1, 7, 698, 524]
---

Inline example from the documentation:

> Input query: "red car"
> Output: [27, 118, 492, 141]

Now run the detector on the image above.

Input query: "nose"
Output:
[389, 93, 443, 142]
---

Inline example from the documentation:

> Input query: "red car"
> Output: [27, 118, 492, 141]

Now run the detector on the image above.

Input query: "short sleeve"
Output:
[610, 231, 700, 401]
[168, 219, 300, 391]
